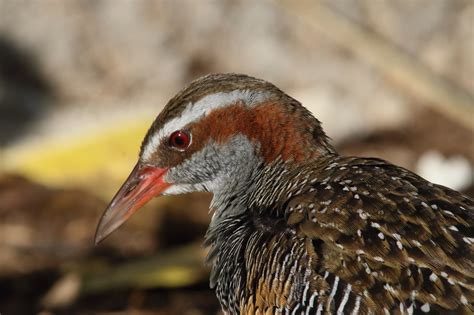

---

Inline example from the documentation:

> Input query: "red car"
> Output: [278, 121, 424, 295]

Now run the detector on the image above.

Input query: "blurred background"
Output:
[0, 0, 472, 314]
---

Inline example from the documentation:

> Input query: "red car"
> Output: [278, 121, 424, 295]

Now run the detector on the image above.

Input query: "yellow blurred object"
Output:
[1, 119, 151, 197]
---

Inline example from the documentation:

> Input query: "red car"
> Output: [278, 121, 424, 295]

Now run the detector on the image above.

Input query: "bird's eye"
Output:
[168, 130, 191, 151]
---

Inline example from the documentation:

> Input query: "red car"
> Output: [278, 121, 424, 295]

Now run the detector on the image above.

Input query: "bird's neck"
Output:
[211, 155, 337, 221]
[204, 154, 338, 312]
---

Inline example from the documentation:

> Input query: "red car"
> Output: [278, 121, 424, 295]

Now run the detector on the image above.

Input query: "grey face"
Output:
[162, 135, 262, 210]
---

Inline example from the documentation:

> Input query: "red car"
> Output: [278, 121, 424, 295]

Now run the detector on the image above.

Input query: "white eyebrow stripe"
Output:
[142, 89, 271, 161]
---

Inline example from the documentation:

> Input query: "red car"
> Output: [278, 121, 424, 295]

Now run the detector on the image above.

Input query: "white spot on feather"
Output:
[397, 241, 403, 249]
[357, 209, 369, 220]
[384, 283, 395, 293]
[463, 237, 474, 244]
[421, 303, 430, 312]
[429, 273, 438, 282]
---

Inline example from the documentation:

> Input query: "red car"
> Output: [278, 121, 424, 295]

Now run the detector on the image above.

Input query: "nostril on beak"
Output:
[123, 181, 139, 198]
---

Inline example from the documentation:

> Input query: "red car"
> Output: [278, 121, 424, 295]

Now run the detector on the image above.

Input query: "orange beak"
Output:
[94, 163, 170, 244]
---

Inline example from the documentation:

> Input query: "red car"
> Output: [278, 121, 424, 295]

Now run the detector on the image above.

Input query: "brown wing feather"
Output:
[285, 157, 473, 314]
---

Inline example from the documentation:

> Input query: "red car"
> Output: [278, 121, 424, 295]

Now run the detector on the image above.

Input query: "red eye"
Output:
[168, 130, 191, 150]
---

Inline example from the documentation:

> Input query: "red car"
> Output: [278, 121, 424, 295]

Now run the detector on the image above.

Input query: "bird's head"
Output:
[95, 73, 334, 244]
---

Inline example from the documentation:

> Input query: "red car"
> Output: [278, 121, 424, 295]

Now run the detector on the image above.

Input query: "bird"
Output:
[95, 73, 473, 314]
